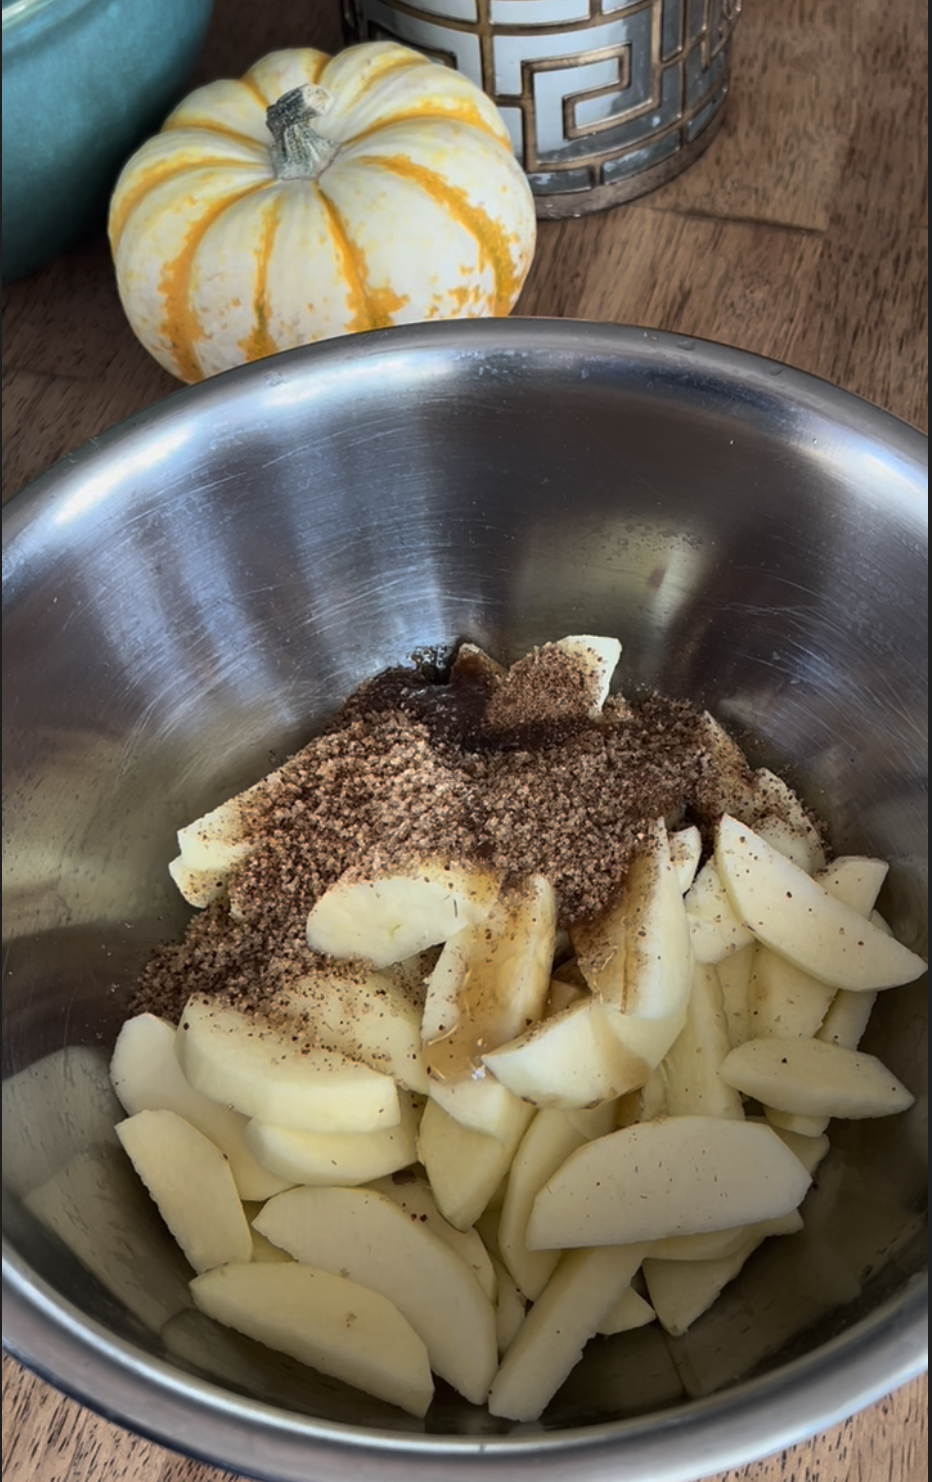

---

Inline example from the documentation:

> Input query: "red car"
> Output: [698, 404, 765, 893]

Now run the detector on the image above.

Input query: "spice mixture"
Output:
[133, 642, 769, 1026]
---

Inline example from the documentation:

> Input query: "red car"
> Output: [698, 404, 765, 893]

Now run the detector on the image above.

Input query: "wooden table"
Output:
[2, 1, 928, 1479]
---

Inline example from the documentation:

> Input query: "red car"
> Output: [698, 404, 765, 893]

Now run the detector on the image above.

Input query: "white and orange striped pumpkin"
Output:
[108, 43, 537, 383]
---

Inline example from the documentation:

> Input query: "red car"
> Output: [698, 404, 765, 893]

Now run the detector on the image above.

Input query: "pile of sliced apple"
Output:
[109, 636, 926, 1424]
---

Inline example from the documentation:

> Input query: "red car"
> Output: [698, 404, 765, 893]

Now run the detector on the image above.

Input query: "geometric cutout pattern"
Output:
[342, 0, 743, 216]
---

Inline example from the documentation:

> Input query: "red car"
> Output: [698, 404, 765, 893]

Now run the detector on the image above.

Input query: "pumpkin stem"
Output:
[266, 84, 338, 180]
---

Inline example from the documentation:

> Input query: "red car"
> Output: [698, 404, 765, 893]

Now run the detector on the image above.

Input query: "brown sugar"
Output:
[132, 644, 768, 1026]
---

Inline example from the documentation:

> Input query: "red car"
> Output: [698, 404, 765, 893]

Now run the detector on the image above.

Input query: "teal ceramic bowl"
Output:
[1, 0, 213, 283]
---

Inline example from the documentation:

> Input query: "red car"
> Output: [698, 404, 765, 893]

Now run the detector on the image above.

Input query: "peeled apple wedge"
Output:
[110, 1013, 290, 1200]
[746, 947, 837, 1041]
[427, 1074, 531, 1143]
[647, 1209, 804, 1263]
[481, 997, 649, 1110]
[719, 1037, 915, 1119]
[167, 859, 231, 908]
[813, 865, 884, 1051]
[169, 782, 266, 903]
[815, 855, 889, 916]
[715, 815, 927, 990]
[242, 1092, 420, 1187]
[417, 1095, 534, 1232]
[717, 945, 754, 1048]
[115, 1109, 253, 1273]
[422, 875, 557, 1131]
[489, 1256, 527, 1353]
[191, 1261, 433, 1417]
[552, 635, 621, 716]
[497, 1109, 589, 1301]
[572, 820, 693, 1019]
[766, 1123, 831, 1176]
[368, 1172, 497, 1302]
[754, 813, 826, 874]
[643, 1222, 797, 1338]
[597, 1285, 657, 1337]
[175, 786, 263, 868]
[487, 1244, 648, 1421]
[285, 964, 429, 1093]
[176, 997, 399, 1134]
[669, 825, 703, 894]
[659, 962, 744, 1120]
[764, 1106, 830, 1138]
[305, 860, 500, 968]
[817, 988, 878, 1050]
[254, 1185, 498, 1405]
[526, 1117, 812, 1250]
[684, 860, 755, 965]
[750, 769, 826, 869]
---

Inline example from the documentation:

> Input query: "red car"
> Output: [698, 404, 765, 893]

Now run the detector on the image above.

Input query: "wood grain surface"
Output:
[2, 0, 928, 1479]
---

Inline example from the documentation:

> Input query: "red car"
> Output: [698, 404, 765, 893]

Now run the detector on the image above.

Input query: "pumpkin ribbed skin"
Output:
[109, 44, 537, 383]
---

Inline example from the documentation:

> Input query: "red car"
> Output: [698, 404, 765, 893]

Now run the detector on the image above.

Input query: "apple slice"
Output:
[427, 1074, 532, 1143]
[489, 1256, 527, 1353]
[417, 1095, 534, 1232]
[175, 784, 264, 870]
[764, 1107, 830, 1138]
[812, 866, 885, 1051]
[815, 856, 889, 917]
[817, 989, 878, 1050]
[169, 782, 266, 904]
[285, 963, 429, 1094]
[254, 1185, 498, 1405]
[242, 1093, 420, 1187]
[422, 875, 557, 1132]
[647, 1209, 804, 1265]
[115, 1109, 253, 1273]
[660, 962, 744, 1120]
[176, 997, 399, 1134]
[482, 997, 650, 1110]
[250, 1229, 294, 1263]
[684, 860, 755, 965]
[571, 820, 693, 1075]
[749, 769, 826, 870]
[526, 1117, 811, 1250]
[765, 1123, 831, 1176]
[642, 1221, 797, 1338]
[717, 945, 754, 1048]
[597, 1286, 657, 1337]
[715, 815, 927, 990]
[487, 1244, 648, 1421]
[190, 1261, 433, 1417]
[552, 634, 621, 716]
[753, 851, 887, 1131]
[368, 1171, 497, 1303]
[669, 825, 703, 894]
[719, 1037, 915, 1119]
[573, 820, 693, 1016]
[544, 973, 588, 1018]
[497, 1109, 589, 1301]
[753, 813, 825, 874]
[110, 1013, 290, 1201]
[305, 860, 500, 968]
[167, 859, 230, 909]
[746, 948, 837, 1041]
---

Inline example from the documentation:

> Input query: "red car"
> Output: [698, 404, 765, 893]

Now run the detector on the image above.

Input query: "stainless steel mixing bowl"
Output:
[2, 319, 927, 1481]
